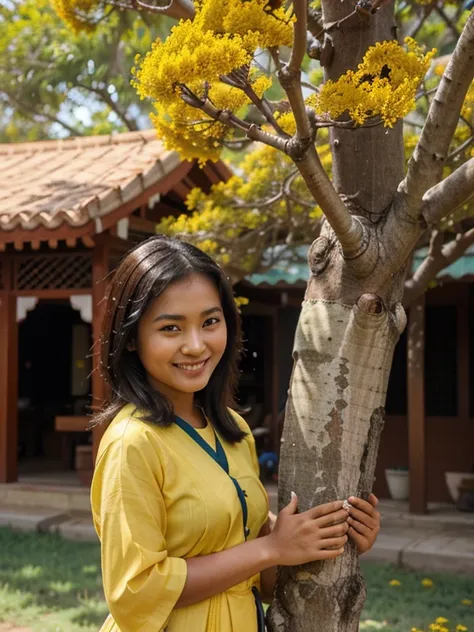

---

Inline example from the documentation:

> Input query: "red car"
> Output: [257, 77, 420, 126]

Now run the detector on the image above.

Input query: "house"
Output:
[0, 130, 230, 485]
[1, 130, 471, 515]
[239, 246, 474, 513]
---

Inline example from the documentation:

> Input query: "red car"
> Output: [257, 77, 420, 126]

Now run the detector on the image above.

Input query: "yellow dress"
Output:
[91, 403, 269, 632]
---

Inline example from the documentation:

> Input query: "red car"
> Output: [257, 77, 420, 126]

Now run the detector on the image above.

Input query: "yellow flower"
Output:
[461, 599, 473, 606]
[435, 618, 449, 624]
[456, 625, 468, 632]
[311, 37, 436, 128]
[234, 296, 249, 309]
[421, 578, 434, 587]
[389, 579, 401, 586]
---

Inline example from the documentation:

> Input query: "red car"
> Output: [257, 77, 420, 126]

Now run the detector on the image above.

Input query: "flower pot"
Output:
[445, 471, 474, 503]
[456, 478, 474, 512]
[385, 468, 409, 500]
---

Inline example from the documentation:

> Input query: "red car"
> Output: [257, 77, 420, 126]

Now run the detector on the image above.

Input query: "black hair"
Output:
[90, 235, 245, 442]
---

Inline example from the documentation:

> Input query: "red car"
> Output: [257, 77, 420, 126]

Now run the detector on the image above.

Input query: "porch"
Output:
[0, 130, 231, 486]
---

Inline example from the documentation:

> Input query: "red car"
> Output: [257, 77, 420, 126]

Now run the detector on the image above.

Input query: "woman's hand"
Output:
[346, 493, 380, 554]
[264, 493, 349, 567]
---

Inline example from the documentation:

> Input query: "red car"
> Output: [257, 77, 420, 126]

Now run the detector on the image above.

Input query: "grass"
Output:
[0, 527, 106, 632]
[359, 561, 474, 631]
[0, 527, 473, 632]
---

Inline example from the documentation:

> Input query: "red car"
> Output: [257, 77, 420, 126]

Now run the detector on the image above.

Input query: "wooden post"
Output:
[0, 258, 18, 482]
[407, 293, 427, 514]
[91, 239, 110, 462]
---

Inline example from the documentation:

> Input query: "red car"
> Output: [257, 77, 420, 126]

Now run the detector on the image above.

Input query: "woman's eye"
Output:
[160, 325, 180, 332]
[203, 317, 220, 327]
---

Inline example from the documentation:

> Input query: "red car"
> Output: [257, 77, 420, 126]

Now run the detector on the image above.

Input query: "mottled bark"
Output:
[267, 298, 405, 632]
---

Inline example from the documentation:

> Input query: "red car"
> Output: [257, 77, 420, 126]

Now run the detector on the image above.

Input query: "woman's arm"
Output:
[176, 496, 349, 608]
[175, 534, 275, 608]
[258, 516, 277, 604]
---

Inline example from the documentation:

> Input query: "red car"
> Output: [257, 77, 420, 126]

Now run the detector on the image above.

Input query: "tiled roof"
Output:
[0, 130, 181, 234]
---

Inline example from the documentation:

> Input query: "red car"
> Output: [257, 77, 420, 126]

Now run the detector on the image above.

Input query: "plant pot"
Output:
[445, 471, 474, 503]
[385, 468, 409, 501]
[456, 478, 474, 512]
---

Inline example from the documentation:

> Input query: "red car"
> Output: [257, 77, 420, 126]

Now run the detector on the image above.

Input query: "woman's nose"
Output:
[181, 330, 206, 355]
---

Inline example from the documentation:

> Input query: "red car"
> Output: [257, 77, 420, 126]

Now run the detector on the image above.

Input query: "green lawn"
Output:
[0, 527, 473, 632]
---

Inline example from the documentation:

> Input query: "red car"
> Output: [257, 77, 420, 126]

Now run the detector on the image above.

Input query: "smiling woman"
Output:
[135, 275, 228, 422]
[89, 236, 366, 632]
[91, 235, 244, 442]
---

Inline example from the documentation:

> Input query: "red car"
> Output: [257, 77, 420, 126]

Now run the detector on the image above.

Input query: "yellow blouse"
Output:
[91, 403, 269, 632]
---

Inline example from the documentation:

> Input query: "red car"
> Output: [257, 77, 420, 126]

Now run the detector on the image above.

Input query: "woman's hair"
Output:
[90, 235, 246, 442]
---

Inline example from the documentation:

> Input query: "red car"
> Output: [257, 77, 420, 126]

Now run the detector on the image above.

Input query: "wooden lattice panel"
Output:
[15, 254, 92, 290]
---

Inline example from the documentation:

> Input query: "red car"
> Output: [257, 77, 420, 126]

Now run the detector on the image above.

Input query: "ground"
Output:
[0, 527, 473, 632]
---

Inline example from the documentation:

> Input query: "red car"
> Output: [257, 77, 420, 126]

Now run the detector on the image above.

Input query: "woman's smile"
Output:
[172, 357, 211, 375]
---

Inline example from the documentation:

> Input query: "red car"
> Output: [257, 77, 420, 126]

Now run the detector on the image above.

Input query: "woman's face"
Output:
[136, 272, 228, 402]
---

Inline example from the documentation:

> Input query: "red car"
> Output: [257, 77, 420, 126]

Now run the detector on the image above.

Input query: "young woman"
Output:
[90, 235, 381, 632]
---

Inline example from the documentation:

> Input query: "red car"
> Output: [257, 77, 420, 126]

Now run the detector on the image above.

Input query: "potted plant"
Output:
[385, 466, 409, 500]
[445, 467, 474, 503]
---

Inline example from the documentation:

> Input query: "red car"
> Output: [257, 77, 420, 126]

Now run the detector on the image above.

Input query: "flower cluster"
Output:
[387, 578, 471, 632]
[52, 0, 99, 32]
[132, 0, 293, 163]
[157, 141, 322, 277]
[411, 618, 468, 632]
[310, 38, 436, 127]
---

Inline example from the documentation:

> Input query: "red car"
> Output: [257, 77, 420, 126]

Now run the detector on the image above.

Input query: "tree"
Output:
[0, 0, 173, 141]
[51, 1, 474, 630]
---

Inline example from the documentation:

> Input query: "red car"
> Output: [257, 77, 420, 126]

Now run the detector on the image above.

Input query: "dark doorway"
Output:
[17, 300, 92, 474]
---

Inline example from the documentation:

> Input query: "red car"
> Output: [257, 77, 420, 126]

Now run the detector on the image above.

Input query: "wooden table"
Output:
[54, 416, 90, 469]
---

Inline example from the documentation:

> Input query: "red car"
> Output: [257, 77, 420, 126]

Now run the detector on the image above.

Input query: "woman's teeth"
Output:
[176, 361, 206, 372]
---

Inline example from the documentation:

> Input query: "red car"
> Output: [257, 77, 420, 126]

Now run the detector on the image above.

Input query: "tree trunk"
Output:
[267, 2, 408, 630]
[267, 297, 405, 631]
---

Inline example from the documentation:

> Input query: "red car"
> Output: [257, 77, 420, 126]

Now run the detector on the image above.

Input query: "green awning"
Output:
[247, 244, 474, 287]
[246, 245, 309, 287]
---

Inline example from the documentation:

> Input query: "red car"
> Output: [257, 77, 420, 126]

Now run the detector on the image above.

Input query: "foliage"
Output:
[311, 38, 435, 128]
[29, 0, 474, 283]
[359, 561, 474, 632]
[124, 0, 472, 279]
[0, 0, 167, 141]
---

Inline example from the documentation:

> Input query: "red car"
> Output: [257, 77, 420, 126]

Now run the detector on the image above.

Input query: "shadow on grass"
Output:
[0, 527, 104, 613]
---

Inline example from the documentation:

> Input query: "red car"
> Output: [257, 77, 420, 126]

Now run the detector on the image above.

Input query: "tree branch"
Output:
[399, 11, 474, 215]
[221, 68, 288, 136]
[180, 88, 288, 153]
[434, 5, 460, 40]
[404, 227, 474, 307]
[295, 145, 364, 257]
[76, 83, 138, 131]
[406, 4, 434, 39]
[278, 0, 312, 140]
[131, 0, 194, 20]
[422, 157, 474, 226]
[2, 89, 83, 137]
